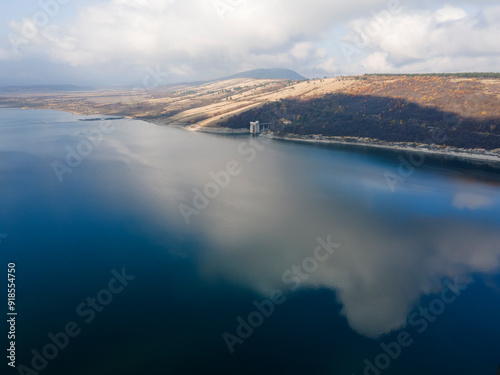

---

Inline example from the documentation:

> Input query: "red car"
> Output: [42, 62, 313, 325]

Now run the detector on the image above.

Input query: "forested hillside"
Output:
[219, 75, 500, 150]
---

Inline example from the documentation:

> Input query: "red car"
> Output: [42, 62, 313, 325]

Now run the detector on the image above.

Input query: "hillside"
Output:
[1, 73, 499, 150]
[219, 75, 500, 149]
[0, 76, 353, 130]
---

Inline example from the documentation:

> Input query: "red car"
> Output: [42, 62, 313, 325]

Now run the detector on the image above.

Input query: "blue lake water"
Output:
[1, 108, 500, 375]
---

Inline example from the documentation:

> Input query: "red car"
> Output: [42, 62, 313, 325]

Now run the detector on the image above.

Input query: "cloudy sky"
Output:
[0, 0, 499, 86]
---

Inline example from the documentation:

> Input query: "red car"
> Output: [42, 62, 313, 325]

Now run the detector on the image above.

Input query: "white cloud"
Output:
[317, 57, 339, 73]
[360, 52, 390, 72]
[345, 5, 500, 74]
[1, 0, 499, 84]
[3, 0, 388, 82]
[433, 5, 467, 23]
[291, 42, 315, 59]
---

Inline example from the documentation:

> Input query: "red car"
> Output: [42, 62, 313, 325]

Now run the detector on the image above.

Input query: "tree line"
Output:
[219, 93, 500, 150]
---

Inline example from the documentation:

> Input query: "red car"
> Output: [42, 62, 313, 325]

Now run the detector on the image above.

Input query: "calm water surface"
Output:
[1, 108, 500, 375]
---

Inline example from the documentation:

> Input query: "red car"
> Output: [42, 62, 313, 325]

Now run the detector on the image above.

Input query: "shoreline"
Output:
[81, 112, 500, 165]
[134, 117, 250, 133]
[137, 116, 251, 134]
[260, 133, 500, 165]
[190, 127, 250, 134]
[3, 106, 500, 165]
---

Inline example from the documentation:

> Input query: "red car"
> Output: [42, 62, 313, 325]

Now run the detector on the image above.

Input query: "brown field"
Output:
[1, 75, 499, 131]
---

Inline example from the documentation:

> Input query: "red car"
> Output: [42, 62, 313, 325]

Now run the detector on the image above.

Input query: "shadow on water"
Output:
[269, 136, 500, 186]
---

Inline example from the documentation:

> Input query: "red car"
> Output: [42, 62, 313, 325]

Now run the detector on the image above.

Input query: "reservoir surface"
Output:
[1, 108, 500, 375]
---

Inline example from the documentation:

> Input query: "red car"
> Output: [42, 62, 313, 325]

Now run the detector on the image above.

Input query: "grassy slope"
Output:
[218, 75, 500, 150]
[1, 74, 499, 148]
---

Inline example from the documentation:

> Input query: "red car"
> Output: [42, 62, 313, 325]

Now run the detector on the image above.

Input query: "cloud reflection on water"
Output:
[90, 119, 500, 338]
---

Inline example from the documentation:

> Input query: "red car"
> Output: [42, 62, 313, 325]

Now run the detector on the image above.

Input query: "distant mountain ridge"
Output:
[218, 68, 307, 81]
[0, 69, 306, 92]
[0, 85, 85, 93]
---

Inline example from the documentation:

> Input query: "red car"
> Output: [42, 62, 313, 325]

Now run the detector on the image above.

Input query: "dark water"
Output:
[1, 108, 500, 375]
